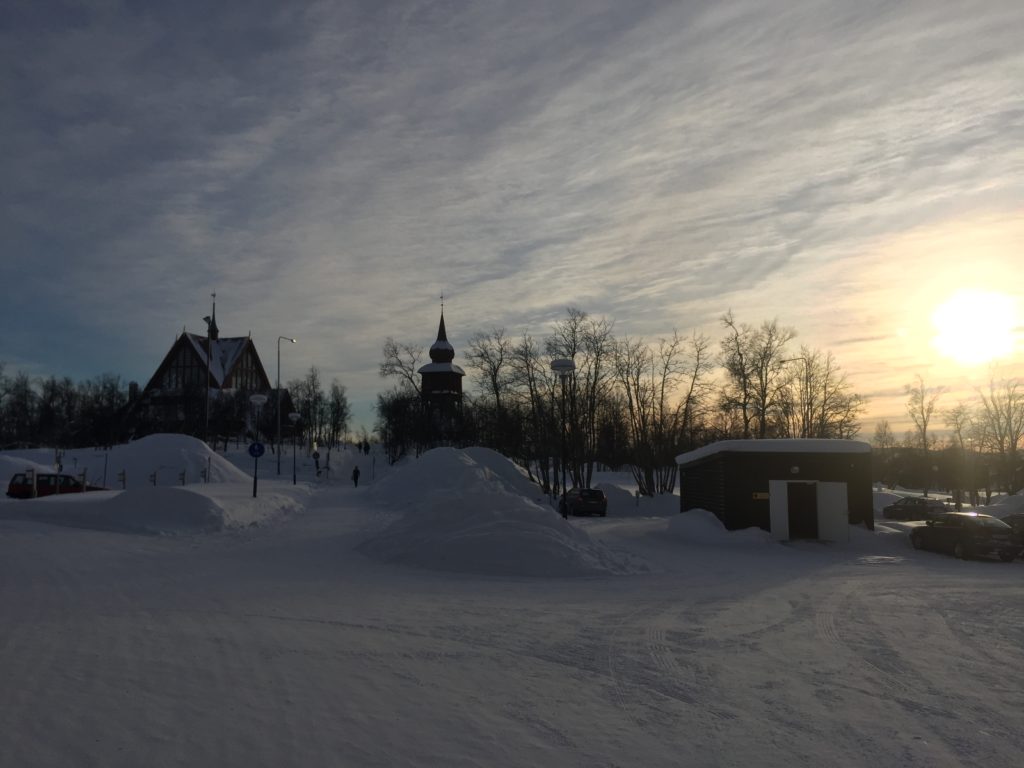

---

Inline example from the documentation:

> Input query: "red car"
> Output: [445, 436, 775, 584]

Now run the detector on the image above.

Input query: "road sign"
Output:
[249, 442, 266, 458]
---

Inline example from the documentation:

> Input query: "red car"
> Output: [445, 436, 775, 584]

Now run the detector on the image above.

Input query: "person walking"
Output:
[351, 465, 361, 488]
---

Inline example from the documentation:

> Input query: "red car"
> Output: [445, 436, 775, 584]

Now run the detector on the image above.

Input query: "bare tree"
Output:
[943, 402, 972, 451]
[975, 376, 1024, 493]
[677, 331, 716, 450]
[379, 338, 423, 396]
[509, 332, 555, 491]
[465, 328, 511, 410]
[613, 330, 706, 495]
[748, 318, 798, 438]
[546, 308, 615, 488]
[873, 419, 897, 489]
[719, 312, 797, 438]
[905, 374, 943, 496]
[719, 310, 756, 438]
[781, 347, 864, 438]
[326, 380, 351, 449]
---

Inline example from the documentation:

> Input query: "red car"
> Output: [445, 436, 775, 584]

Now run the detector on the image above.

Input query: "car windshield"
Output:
[579, 490, 604, 500]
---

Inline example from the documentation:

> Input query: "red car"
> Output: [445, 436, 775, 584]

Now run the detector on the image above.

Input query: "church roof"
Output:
[418, 361, 466, 375]
[183, 333, 250, 387]
[418, 310, 464, 376]
[428, 312, 456, 363]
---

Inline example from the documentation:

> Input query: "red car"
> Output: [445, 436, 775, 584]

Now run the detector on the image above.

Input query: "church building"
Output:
[126, 300, 274, 439]
[417, 310, 465, 444]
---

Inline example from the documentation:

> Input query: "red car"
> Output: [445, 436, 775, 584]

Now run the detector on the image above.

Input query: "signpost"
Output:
[249, 441, 265, 497]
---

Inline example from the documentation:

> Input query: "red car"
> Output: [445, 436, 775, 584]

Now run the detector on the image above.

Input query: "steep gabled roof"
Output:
[183, 333, 249, 387]
[143, 332, 270, 393]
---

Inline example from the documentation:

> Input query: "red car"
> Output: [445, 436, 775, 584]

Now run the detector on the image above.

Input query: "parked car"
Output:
[998, 513, 1024, 553]
[559, 488, 608, 517]
[909, 512, 1022, 561]
[882, 496, 947, 521]
[6, 472, 105, 499]
[998, 512, 1024, 537]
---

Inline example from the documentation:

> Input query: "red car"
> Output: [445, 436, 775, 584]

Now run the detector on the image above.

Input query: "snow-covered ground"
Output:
[2, 436, 1022, 767]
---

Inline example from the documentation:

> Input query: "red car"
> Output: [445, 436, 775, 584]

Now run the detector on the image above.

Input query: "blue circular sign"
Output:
[248, 442, 265, 458]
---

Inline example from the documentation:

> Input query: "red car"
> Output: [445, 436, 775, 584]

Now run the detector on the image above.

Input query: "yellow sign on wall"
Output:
[752, 491, 769, 500]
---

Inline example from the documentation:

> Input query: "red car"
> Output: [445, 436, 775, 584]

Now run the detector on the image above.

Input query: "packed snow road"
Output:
[2, 488, 1022, 768]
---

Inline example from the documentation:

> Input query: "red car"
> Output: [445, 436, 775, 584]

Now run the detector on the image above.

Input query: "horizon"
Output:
[2, 1, 1021, 435]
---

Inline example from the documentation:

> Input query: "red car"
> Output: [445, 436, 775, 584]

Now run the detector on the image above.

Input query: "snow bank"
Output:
[986, 493, 1024, 518]
[596, 482, 680, 518]
[0, 483, 306, 535]
[1, 433, 250, 489]
[360, 447, 640, 577]
[1, 434, 309, 533]
[0, 454, 53, 481]
[666, 508, 775, 547]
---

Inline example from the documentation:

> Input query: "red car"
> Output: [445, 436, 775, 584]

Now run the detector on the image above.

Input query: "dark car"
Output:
[882, 496, 947, 521]
[998, 512, 1024, 538]
[559, 488, 608, 517]
[909, 512, 1022, 561]
[6, 472, 104, 499]
[998, 513, 1024, 553]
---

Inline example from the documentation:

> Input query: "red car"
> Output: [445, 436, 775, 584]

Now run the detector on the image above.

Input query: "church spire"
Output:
[203, 292, 219, 341]
[429, 297, 454, 364]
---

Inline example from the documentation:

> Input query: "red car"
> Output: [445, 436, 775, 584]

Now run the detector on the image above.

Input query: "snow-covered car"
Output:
[6, 472, 105, 499]
[909, 512, 1022, 561]
[882, 496, 947, 520]
[559, 488, 607, 517]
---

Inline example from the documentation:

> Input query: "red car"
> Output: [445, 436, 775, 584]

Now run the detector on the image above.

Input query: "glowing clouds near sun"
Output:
[931, 290, 1019, 366]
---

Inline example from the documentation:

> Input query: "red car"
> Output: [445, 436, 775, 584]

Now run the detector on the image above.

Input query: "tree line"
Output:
[874, 374, 1023, 497]
[376, 307, 866, 496]
[0, 362, 351, 456]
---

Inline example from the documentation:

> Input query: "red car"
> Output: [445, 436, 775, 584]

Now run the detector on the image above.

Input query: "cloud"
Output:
[2, 0, 1022, 431]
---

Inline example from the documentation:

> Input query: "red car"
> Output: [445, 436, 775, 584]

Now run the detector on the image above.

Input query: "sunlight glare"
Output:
[931, 290, 1018, 365]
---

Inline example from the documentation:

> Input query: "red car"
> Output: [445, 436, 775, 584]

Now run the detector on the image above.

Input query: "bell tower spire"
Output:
[208, 292, 219, 341]
[429, 295, 454, 363]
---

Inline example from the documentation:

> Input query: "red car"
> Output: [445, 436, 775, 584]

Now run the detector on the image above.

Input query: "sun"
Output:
[931, 290, 1019, 366]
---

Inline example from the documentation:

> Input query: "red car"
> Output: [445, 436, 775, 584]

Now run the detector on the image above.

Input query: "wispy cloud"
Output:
[2, 0, 1022, 428]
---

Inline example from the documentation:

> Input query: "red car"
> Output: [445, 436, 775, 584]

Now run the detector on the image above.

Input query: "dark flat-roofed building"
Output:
[676, 438, 873, 541]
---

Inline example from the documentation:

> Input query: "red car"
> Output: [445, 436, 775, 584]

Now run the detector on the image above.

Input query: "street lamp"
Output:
[277, 336, 297, 475]
[550, 358, 575, 518]
[250, 393, 268, 498]
[289, 411, 300, 485]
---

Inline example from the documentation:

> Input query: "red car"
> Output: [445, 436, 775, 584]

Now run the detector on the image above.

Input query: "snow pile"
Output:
[596, 482, 680, 518]
[371, 446, 547, 507]
[360, 447, 640, 577]
[0, 453, 53, 481]
[1, 433, 250, 488]
[1, 434, 307, 534]
[1, 483, 306, 535]
[986, 493, 1024, 518]
[666, 508, 775, 546]
[873, 490, 903, 514]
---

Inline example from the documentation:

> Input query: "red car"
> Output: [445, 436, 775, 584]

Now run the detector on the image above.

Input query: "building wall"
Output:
[680, 450, 873, 532]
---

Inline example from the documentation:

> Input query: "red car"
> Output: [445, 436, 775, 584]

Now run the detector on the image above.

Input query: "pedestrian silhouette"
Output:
[352, 465, 361, 488]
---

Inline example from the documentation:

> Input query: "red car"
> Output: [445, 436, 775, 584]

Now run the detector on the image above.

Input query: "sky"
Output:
[2, 436, 1023, 766]
[2, 0, 1022, 435]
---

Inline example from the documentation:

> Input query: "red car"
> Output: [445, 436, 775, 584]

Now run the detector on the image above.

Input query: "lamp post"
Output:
[277, 336, 297, 475]
[289, 411, 300, 485]
[250, 393, 268, 498]
[550, 358, 575, 518]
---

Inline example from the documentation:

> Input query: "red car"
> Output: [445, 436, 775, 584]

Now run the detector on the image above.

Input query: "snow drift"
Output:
[360, 447, 642, 577]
